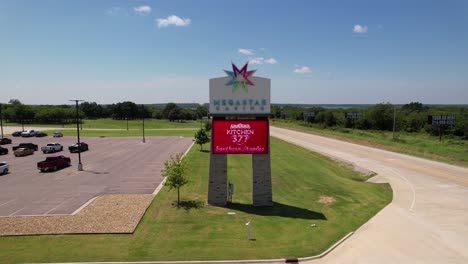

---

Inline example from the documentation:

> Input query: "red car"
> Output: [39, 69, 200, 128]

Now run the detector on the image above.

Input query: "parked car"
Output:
[12, 143, 38, 151]
[35, 131, 48, 137]
[21, 130, 37, 137]
[0, 161, 8, 175]
[12, 131, 23, 137]
[69, 142, 89, 153]
[14, 148, 34, 157]
[37, 156, 71, 172]
[41, 143, 63, 154]
[0, 146, 8, 155]
[0, 138, 12, 145]
[53, 132, 63, 138]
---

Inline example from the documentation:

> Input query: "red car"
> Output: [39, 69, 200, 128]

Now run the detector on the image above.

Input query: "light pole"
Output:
[141, 105, 146, 143]
[126, 117, 129, 131]
[70, 100, 84, 171]
[0, 103, 3, 139]
[392, 105, 398, 140]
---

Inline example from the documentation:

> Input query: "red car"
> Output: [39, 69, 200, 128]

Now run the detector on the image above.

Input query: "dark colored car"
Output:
[53, 132, 63, 137]
[12, 143, 39, 151]
[0, 138, 12, 145]
[37, 155, 71, 172]
[35, 132, 48, 137]
[0, 146, 8, 155]
[69, 142, 89, 153]
[12, 131, 23, 137]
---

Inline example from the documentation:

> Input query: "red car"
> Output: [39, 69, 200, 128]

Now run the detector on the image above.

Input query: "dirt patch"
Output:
[319, 195, 337, 204]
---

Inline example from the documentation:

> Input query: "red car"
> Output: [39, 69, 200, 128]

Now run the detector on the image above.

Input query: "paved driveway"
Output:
[271, 126, 468, 264]
[0, 136, 193, 216]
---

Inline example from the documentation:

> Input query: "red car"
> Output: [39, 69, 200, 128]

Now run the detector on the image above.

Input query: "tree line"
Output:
[272, 102, 467, 138]
[0, 100, 209, 125]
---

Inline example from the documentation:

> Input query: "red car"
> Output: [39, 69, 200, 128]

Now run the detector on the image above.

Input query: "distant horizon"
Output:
[14, 102, 468, 108]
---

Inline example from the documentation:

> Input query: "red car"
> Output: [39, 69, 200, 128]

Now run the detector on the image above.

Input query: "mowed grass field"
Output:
[273, 120, 468, 167]
[0, 137, 392, 263]
[5, 118, 201, 130]
[49, 129, 197, 137]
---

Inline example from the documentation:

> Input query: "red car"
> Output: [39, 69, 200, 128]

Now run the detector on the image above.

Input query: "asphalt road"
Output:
[0, 136, 193, 216]
[270, 126, 468, 264]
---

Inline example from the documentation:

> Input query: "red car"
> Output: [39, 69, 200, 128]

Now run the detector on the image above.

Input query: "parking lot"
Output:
[0, 135, 193, 217]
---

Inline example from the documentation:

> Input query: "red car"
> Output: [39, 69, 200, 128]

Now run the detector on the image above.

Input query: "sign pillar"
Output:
[208, 152, 228, 206]
[208, 63, 272, 207]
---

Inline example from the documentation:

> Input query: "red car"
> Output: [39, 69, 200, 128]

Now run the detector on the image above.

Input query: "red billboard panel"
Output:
[212, 120, 269, 154]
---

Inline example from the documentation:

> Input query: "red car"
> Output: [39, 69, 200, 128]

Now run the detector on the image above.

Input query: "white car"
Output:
[0, 161, 9, 175]
[21, 130, 37, 137]
[41, 143, 63, 154]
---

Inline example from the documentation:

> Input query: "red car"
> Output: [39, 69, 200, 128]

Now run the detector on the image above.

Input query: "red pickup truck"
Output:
[37, 156, 71, 172]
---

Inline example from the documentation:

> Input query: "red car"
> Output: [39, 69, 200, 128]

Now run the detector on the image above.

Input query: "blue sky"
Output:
[1, 0, 467, 104]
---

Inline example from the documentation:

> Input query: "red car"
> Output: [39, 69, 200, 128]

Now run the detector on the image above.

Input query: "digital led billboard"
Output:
[212, 120, 269, 154]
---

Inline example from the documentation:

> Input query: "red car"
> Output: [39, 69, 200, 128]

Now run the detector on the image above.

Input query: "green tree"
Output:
[204, 120, 212, 132]
[162, 103, 179, 119]
[168, 107, 183, 122]
[80, 102, 103, 119]
[194, 128, 210, 151]
[369, 103, 394, 131]
[195, 104, 208, 119]
[402, 102, 427, 113]
[161, 153, 188, 208]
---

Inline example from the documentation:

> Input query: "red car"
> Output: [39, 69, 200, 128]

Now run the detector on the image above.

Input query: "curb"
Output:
[34, 232, 354, 264]
[152, 141, 195, 196]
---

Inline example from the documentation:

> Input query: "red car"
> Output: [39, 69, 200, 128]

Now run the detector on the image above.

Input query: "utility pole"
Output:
[70, 100, 84, 171]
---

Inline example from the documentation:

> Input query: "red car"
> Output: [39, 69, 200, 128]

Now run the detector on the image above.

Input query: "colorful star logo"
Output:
[224, 63, 256, 93]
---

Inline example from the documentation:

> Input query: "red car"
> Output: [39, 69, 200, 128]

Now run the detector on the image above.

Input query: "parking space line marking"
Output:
[44, 196, 75, 215]
[0, 199, 16, 208]
[9, 207, 27, 216]
[72, 196, 97, 215]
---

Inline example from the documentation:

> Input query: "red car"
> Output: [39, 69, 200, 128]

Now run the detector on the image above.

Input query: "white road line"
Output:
[0, 198, 16, 208]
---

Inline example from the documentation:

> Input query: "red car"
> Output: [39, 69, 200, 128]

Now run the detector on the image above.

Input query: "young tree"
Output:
[194, 128, 210, 151]
[161, 153, 188, 207]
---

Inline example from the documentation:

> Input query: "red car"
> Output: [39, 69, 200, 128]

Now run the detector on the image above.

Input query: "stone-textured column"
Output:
[208, 153, 228, 206]
[252, 154, 273, 206]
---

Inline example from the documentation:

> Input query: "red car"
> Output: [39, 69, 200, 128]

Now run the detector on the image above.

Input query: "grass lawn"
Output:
[0, 138, 392, 263]
[4, 118, 201, 130]
[42, 129, 197, 138]
[273, 120, 468, 167]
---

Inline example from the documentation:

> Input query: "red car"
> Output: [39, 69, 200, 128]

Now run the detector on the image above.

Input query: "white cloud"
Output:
[293, 66, 312, 74]
[106, 7, 126, 15]
[353, 24, 368, 33]
[238, 48, 254, 55]
[157, 15, 191, 28]
[249, 57, 264, 64]
[134, 5, 152, 15]
[264, 58, 278, 64]
[249, 57, 278, 65]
